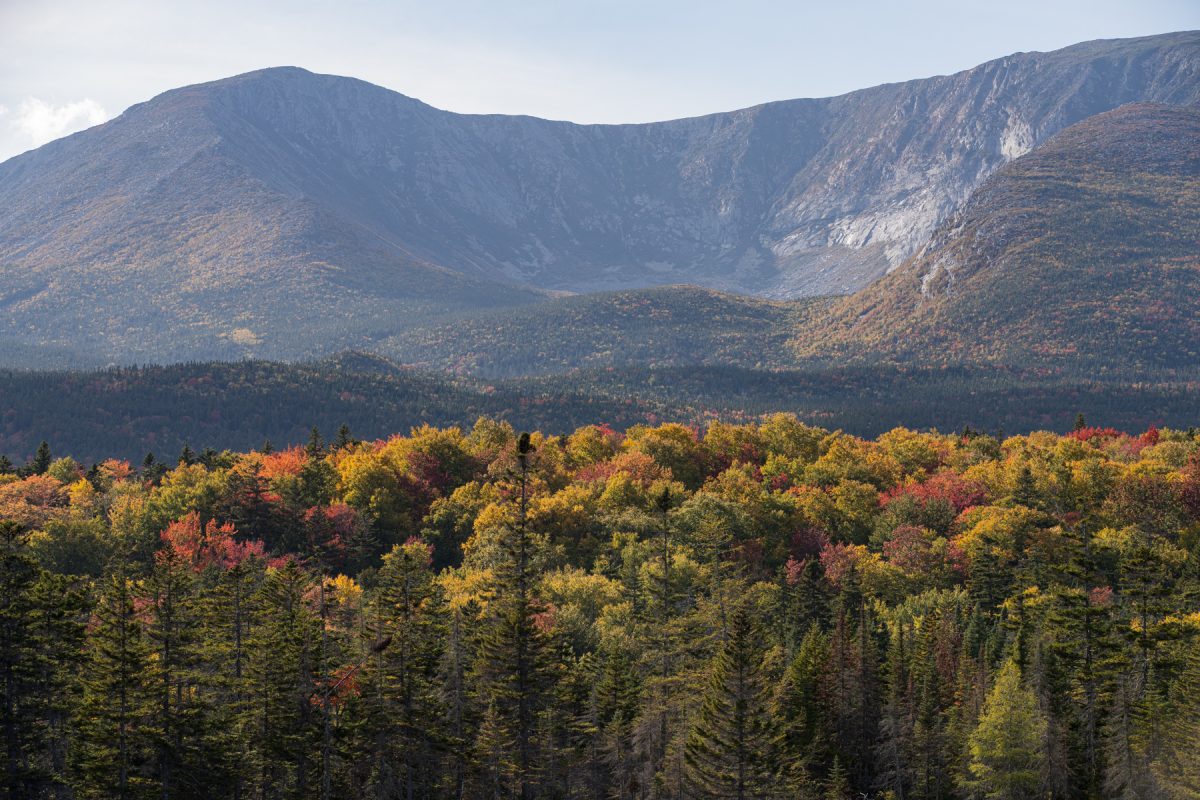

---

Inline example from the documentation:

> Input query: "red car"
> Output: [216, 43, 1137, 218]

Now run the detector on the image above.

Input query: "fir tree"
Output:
[773, 624, 827, 791]
[683, 601, 777, 800]
[248, 561, 322, 799]
[1151, 636, 1200, 796]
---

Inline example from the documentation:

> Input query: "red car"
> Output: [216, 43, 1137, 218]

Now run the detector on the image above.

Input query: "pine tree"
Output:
[73, 573, 157, 799]
[683, 601, 777, 800]
[965, 659, 1046, 800]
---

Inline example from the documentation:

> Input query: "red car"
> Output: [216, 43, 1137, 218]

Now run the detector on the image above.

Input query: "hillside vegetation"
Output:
[382, 286, 816, 377]
[2, 357, 1198, 464]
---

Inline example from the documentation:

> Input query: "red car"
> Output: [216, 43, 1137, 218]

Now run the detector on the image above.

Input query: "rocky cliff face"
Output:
[793, 103, 1200, 369]
[0, 31, 1197, 363]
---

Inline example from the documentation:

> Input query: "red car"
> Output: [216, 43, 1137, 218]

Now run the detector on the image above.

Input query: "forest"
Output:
[4, 358, 1200, 463]
[0, 416, 1198, 799]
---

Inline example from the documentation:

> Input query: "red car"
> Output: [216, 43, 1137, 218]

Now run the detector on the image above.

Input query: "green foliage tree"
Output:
[72, 573, 157, 799]
[965, 659, 1047, 800]
[683, 601, 777, 800]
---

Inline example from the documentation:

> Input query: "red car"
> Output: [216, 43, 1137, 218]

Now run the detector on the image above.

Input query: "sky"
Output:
[0, 0, 1196, 162]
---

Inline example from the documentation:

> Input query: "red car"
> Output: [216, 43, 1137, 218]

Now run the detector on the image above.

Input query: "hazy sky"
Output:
[0, 0, 1196, 161]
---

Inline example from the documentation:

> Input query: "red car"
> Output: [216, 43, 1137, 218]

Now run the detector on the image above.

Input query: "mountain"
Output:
[795, 103, 1200, 370]
[0, 32, 1197, 364]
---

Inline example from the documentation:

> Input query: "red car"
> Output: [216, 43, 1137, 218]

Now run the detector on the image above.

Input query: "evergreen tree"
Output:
[595, 646, 641, 800]
[823, 756, 850, 800]
[472, 433, 551, 800]
[200, 545, 267, 800]
[28, 442, 51, 477]
[683, 601, 777, 800]
[146, 545, 229, 799]
[1151, 636, 1200, 797]
[359, 540, 445, 799]
[773, 624, 827, 791]
[0, 522, 87, 796]
[965, 659, 1046, 800]
[247, 561, 322, 800]
[72, 573, 157, 799]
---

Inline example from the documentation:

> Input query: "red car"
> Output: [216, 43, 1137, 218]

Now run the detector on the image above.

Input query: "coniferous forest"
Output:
[1, 416, 1198, 799]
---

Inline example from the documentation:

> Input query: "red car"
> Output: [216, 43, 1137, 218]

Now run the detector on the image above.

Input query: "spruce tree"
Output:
[247, 561, 322, 799]
[359, 540, 445, 799]
[773, 624, 827, 791]
[146, 545, 227, 798]
[28, 442, 51, 476]
[73, 573, 157, 799]
[472, 433, 551, 800]
[1151, 636, 1200, 796]
[0, 522, 87, 796]
[683, 601, 777, 800]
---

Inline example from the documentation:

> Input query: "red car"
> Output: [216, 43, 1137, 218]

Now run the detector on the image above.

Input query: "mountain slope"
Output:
[794, 103, 1200, 369]
[0, 32, 1197, 364]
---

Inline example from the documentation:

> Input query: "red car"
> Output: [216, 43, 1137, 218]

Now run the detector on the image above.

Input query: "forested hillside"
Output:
[380, 287, 811, 377]
[3, 358, 1200, 463]
[0, 418, 1197, 798]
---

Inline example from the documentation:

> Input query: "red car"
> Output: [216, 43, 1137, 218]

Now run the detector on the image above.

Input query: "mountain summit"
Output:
[0, 32, 1197, 364]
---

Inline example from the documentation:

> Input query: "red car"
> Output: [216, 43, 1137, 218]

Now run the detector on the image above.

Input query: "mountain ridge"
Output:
[0, 31, 1198, 365]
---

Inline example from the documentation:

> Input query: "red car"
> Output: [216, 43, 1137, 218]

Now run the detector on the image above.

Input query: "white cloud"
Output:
[10, 97, 108, 148]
